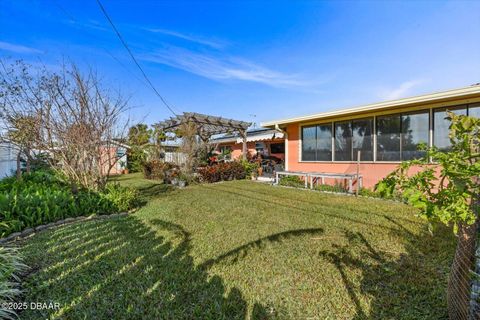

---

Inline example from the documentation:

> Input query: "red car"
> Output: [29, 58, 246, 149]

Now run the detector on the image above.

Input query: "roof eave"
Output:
[261, 85, 480, 128]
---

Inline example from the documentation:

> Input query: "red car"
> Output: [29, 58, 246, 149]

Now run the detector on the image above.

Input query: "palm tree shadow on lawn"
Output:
[319, 223, 454, 319]
[136, 182, 173, 206]
[206, 183, 456, 319]
[20, 216, 324, 319]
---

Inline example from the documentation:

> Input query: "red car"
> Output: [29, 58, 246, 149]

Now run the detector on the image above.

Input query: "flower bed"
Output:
[0, 170, 138, 237]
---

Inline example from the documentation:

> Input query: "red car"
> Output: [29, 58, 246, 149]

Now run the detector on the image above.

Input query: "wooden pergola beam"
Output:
[154, 112, 251, 140]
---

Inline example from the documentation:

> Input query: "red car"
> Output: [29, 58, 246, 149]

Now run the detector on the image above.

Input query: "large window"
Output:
[301, 124, 332, 161]
[401, 112, 429, 160]
[377, 111, 429, 161]
[300, 102, 478, 163]
[376, 115, 401, 161]
[334, 121, 352, 161]
[433, 106, 467, 151]
[469, 103, 480, 118]
[334, 118, 373, 161]
[352, 118, 373, 161]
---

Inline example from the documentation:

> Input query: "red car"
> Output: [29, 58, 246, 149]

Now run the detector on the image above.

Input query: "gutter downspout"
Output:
[275, 124, 288, 171]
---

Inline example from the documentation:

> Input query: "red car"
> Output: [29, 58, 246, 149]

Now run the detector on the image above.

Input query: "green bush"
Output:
[102, 183, 139, 212]
[314, 183, 347, 193]
[358, 187, 379, 197]
[278, 175, 305, 187]
[197, 162, 246, 183]
[0, 246, 28, 320]
[143, 160, 179, 181]
[240, 160, 259, 177]
[0, 170, 139, 237]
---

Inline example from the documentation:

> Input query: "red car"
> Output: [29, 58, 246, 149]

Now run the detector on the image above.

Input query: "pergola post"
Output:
[241, 130, 247, 160]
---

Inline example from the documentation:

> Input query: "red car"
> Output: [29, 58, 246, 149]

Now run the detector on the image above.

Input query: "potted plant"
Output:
[177, 171, 190, 188]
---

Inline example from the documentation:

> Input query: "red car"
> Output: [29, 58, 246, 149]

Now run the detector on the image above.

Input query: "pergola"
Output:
[155, 112, 252, 159]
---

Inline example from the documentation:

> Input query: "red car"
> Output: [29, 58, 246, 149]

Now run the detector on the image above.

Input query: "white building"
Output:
[0, 142, 19, 178]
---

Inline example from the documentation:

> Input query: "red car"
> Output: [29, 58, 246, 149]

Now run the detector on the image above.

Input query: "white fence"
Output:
[164, 152, 186, 165]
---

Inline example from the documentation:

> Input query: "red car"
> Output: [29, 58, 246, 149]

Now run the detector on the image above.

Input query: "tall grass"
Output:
[0, 246, 28, 320]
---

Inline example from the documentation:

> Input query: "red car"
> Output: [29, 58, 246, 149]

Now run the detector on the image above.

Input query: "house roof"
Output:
[107, 140, 131, 149]
[261, 84, 480, 127]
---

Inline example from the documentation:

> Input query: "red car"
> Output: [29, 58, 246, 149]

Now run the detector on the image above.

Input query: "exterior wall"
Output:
[217, 140, 285, 160]
[286, 123, 400, 188]
[283, 95, 480, 188]
[100, 146, 127, 175]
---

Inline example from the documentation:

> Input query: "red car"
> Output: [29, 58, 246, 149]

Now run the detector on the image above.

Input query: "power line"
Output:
[95, 0, 178, 116]
[52, 0, 149, 89]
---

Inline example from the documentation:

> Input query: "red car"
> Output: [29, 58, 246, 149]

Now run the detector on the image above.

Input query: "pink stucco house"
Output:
[211, 128, 285, 161]
[261, 85, 480, 188]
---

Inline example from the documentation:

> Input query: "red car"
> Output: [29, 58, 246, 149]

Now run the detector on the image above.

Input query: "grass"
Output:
[17, 173, 454, 319]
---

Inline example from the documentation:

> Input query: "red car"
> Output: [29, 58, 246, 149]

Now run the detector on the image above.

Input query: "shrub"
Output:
[240, 160, 259, 177]
[143, 160, 179, 182]
[314, 183, 347, 193]
[197, 162, 246, 183]
[143, 160, 166, 180]
[358, 187, 381, 198]
[0, 170, 139, 237]
[278, 175, 304, 187]
[102, 183, 140, 212]
[0, 246, 28, 320]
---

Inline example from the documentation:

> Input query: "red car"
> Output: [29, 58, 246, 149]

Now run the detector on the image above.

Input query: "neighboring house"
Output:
[211, 128, 285, 160]
[0, 141, 19, 178]
[100, 141, 129, 175]
[261, 85, 480, 188]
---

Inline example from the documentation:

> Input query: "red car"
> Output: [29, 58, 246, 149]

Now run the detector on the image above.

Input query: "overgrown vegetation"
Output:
[0, 59, 130, 191]
[0, 246, 28, 320]
[377, 111, 480, 318]
[0, 170, 138, 237]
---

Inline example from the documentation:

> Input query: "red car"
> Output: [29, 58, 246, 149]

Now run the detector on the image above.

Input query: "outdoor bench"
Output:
[275, 171, 363, 193]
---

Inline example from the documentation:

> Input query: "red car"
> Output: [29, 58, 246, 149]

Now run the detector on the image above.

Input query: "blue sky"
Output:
[1, 1, 479, 126]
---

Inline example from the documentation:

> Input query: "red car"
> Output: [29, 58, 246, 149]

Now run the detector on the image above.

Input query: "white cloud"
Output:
[0, 41, 43, 54]
[140, 46, 311, 88]
[144, 28, 226, 49]
[380, 79, 426, 100]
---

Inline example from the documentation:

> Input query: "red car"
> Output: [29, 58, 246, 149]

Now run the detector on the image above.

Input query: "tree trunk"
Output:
[448, 220, 478, 320]
[16, 152, 22, 180]
[26, 150, 31, 174]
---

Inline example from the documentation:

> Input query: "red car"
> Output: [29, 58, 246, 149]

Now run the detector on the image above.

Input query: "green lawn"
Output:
[18, 173, 454, 319]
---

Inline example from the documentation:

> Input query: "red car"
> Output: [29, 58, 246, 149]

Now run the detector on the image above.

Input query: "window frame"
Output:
[300, 122, 333, 162]
[400, 110, 430, 161]
[298, 101, 480, 163]
[432, 105, 468, 151]
[333, 117, 374, 162]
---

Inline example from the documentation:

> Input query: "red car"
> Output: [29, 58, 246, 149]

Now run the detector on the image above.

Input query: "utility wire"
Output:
[95, 0, 178, 116]
[52, 0, 149, 89]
